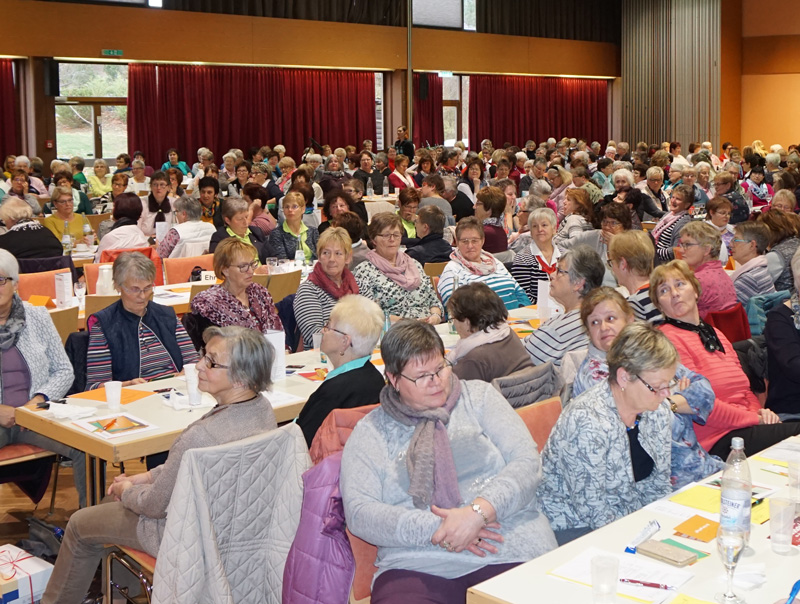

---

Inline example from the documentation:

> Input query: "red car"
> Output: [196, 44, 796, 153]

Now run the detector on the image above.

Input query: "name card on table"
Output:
[200, 271, 216, 283]
[27, 295, 55, 308]
[54, 272, 73, 309]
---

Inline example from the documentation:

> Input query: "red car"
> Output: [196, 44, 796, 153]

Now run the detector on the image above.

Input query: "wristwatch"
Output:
[471, 502, 488, 526]
[666, 397, 678, 413]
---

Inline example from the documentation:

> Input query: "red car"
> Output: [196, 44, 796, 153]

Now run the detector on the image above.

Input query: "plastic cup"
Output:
[312, 332, 327, 364]
[769, 497, 796, 554]
[183, 363, 201, 406]
[104, 381, 122, 411]
[591, 555, 618, 604]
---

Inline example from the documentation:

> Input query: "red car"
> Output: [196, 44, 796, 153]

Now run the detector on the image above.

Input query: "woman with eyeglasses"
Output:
[85, 252, 198, 390]
[652, 260, 800, 458]
[295, 294, 385, 447]
[539, 322, 677, 543]
[340, 320, 557, 603]
[42, 186, 94, 247]
[227, 160, 252, 198]
[704, 196, 736, 263]
[186, 239, 282, 350]
[138, 172, 177, 238]
[42, 325, 277, 604]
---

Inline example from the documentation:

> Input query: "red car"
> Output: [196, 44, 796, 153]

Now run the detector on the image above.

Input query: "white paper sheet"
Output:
[264, 390, 305, 409]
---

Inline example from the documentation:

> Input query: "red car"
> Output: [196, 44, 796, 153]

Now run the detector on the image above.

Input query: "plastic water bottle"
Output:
[82, 220, 93, 243]
[61, 220, 72, 255]
[719, 437, 752, 542]
[294, 248, 304, 268]
[382, 182, 390, 197]
[383, 312, 391, 337]
[366, 178, 374, 197]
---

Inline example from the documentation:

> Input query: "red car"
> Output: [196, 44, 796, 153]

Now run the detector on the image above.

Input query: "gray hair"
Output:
[606, 322, 678, 386]
[174, 196, 202, 221]
[306, 153, 323, 164]
[646, 166, 664, 181]
[222, 152, 236, 163]
[14, 155, 30, 168]
[562, 245, 605, 298]
[442, 175, 458, 193]
[112, 252, 156, 287]
[202, 325, 274, 392]
[680, 220, 722, 260]
[573, 151, 590, 165]
[329, 295, 385, 357]
[528, 207, 556, 230]
[196, 146, 210, 156]
[324, 155, 340, 169]
[50, 159, 66, 172]
[611, 161, 633, 172]
[250, 162, 272, 176]
[515, 152, 527, 162]
[765, 153, 781, 167]
[612, 169, 634, 187]
[222, 196, 249, 219]
[199, 149, 214, 161]
[376, 152, 388, 165]
[132, 159, 145, 169]
[529, 179, 552, 199]
[273, 145, 286, 154]
[0, 198, 33, 224]
[381, 319, 444, 376]
[522, 196, 546, 212]
[734, 222, 770, 255]
[0, 249, 20, 282]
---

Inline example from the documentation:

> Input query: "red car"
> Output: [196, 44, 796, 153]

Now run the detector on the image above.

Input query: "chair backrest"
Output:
[17, 268, 70, 301]
[252, 273, 268, 287]
[99, 247, 164, 286]
[267, 270, 301, 304]
[163, 254, 214, 285]
[171, 239, 209, 259]
[18, 255, 78, 286]
[83, 262, 113, 295]
[423, 261, 448, 277]
[705, 302, 752, 343]
[490, 362, 563, 408]
[189, 282, 213, 302]
[515, 396, 562, 453]
[84, 294, 120, 318]
[32, 216, 46, 226]
[86, 212, 111, 235]
[49, 306, 79, 345]
[65, 330, 89, 395]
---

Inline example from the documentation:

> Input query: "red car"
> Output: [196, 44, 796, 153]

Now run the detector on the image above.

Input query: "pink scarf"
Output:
[367, 249, 421, 291]
[652, 210, 687, 244]
[450, 247, 497, 276]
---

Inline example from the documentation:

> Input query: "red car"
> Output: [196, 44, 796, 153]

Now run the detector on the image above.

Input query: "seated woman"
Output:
[0, 250, 86, 508]
[539, 322, 676, 542]
[523, 246, 604, 367]
[42, 326, 278, 603]
[712, 171, 749, 225]
[397, 187, 420, 243]
[677, 221, 737, 319]
[160, 148, 191, 175]
[227, 161, 251, 198]
[651, 184, 694, 264]
[47, 170, 94, 215]
[729, 222, 776, 305]
[457, 158, 488, 205]
[446, 282, 533, 382]
[240, 182, 278, 237]
[42, 186, 94, 248]
[268, 191, 319, 262]
[552, 188, 594, 247]
[5, 169, 43, 216]
[607, 230, 663, 323]
[704, 196, 735, 264]
[318, 189, 355, 235]
[341, 320, 557, 603]
[126, 159, 151, 196]
[572, 288, 723, 490]
[652, 260, 800, 458]
[166, 167, 189, 202]
[0, 198, 62, 259]
[510, 208, 560, 303]
[742, 165, 773, 208]
[296, 295, 385, 446]
[758, 208, 800, 291]
[86, 252, 198, 390]
[474, 186, 509, 255]
[405, 205, 452, 266]
[156, 196, 217, 259]
[209, 196, 273, 260]
[765, 248, 800, 420]
[94, 193, 150, 262]
[353, 213, 443, 323]
[318, 154, 349, 194]
[86, 159, 113, 198]
[96, 172, 128, 218]
[139, 172, 176, 238]
[388, 153, 416, 191]
[187, 238, 282, 349]
[294, 227, 359, 349]
[438, 217, 529, 309]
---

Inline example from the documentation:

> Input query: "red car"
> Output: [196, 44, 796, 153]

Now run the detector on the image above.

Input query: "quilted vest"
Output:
[92, 300, 185, 382]
[771, 237, 800, 292]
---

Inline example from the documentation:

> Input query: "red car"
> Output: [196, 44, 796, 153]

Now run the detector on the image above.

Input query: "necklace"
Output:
[626, 414, 642, 432]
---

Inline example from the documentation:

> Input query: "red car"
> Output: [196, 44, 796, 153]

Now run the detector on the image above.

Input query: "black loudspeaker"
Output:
[419, 73, 429, 101]
[43, 58, 59, 97]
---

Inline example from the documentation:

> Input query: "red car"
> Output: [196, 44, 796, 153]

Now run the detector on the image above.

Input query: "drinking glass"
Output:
[74, 281, 86, 306]
[265, 257, 278, 274]
[716, 526, 746, 604]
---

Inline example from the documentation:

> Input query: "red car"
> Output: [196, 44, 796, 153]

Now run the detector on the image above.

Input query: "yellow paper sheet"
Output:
[752, 455, 789, 468]
[669, 596, 715, 604]
[68, 388, 153, 405]
[669, 485, 771, 524]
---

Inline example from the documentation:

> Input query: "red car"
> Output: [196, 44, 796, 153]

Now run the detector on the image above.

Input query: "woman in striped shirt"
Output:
[651, 184, 694, 264]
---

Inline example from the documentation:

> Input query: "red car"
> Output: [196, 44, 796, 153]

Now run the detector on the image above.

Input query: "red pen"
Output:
[619, 578, 675, 590]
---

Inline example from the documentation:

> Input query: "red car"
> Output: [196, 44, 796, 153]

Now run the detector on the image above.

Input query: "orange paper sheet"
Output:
[68, 388, 153, 405]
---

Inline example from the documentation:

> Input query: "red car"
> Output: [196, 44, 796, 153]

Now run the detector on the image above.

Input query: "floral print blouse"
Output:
[353, 258, 443, 319]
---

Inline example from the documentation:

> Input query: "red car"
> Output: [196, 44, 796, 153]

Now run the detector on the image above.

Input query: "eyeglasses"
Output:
[635, 375, 679, 397]
[376, 232, 402, 241]
[0, 276, 13, 286]
[232, 260, 258, 273]
[199, 351, 229, 370]
[399, 360, 452, 388]
[54, 198, 72, 205]
[713, 211, 731, 217]
[459, 238, 483, 246]
[601, 219, 622, 228]
[550, 267, 569, 280]
[322, 321, 351, 342]
[678, 241, 700, 249]
[119, 284, 154, 296]
[731, 238, 748, 244]
[606, 258, 615, 269]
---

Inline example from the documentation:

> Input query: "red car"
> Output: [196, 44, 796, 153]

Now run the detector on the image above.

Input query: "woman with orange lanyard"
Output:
[510, 207, 560, 303]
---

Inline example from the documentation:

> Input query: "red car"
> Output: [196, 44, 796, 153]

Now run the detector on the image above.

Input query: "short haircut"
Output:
[367, 212, 403, 240]
[476, 186, 505, 218]
[0, 249, 20, 282]
[0, 198, 32, 224]
[757, 208, 797, 246]
[608, 230, 655, 276]
[670, 184, 694, 211]
[53, 170, 73, 184]
[329, 294, 384, 357]
[331, 211, 365, 243]
[529, 179, 552, 198]
[601, 202, 633, 229]
[565, 187, 593, 220]
[113, 251, 156, 288]
[203, 325, 274, 392]
[422, 174, 445, 194]
[562, 245, 605, 297]
[455, 216, 484, 241]
[416, 205, 445, 234]
[705, 196, 733, 216]
[150, 171, 168, 185]
[50, 185, 73, 205]
[596, 157, 613, 171]
[222, 196, 249, 219]
[612, 168, 635, 187]
[646, 166, 664, 180]
[398, 187, 421, 207]
[528, 207, 557, 230]
[495, 178, 516, 192]
[580, 286, 633, 328]
[174, 196, 202, 221]
[116, 153, 131, 165]
[282, 190, 305, 211]
[772, 189, 797, 211]
[649, 260, 702, 308]
[112, 193, 144, 222]
[198, 176, 220, 195]
[251, 162, 272, 177]
[446, 282, 507, 332]
[606, 322, 678, 386]
[322, 189, 355, 219]
[734, 221, 770, 254]
[213, 237, 257, 279]
[380, 319, 444, 376]
[112, 172, 129, 187]
[790, 246, 800, 282]
[93, 159, 109, 174]
[317, 226, 352, 256]
[70, 156, 86, 171]
[680, 220, 722, 259]
[345, 178, 365, 195]
[242, 182, 270, 209]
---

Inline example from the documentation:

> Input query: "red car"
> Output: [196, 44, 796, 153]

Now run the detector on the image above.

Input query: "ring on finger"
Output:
[441, 540, 451, 550]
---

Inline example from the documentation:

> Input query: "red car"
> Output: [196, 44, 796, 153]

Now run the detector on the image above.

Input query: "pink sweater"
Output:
[695, 260, 737, 320]
[659, 323, 760, 451]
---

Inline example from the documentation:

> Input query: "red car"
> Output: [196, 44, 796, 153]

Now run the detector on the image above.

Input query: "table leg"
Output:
[85, 452, 96, 506]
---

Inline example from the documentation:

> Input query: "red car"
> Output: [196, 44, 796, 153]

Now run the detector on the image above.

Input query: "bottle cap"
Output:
[731, 437, 744, 450]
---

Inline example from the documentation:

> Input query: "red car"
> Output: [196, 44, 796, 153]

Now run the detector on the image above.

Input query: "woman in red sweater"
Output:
[650, 260, 800, 458]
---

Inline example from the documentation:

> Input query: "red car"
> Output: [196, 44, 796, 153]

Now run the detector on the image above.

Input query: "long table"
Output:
[467, 438, 799, 604]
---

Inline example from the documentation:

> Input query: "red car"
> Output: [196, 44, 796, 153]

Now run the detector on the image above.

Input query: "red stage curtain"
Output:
[127, 63, 160, 165]
[413, 73, 444, 148]
[468, 75, 608, 149]
[0, 60, 19, 161]
[128, 64, 375, 164]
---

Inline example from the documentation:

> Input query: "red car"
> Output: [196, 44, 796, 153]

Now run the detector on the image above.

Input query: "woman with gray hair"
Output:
[85, 252, 198, 390]
[209, 195, 273, 260]
[0, 198, 63, 258]
[318, 153, 349, 193]
[511, 207, 559, 302]
[42, 325, 278, 604]
[340, 320, 557, 603]
[156, 196, 217, 258]
[296, 294, 386, 446]
[126, 159, 151, 196]
[0, 249, 85, 507]
[539, 322, 676, 543]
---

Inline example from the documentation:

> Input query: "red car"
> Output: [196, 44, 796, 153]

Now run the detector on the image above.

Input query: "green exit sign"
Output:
[102, 49, 124, 57]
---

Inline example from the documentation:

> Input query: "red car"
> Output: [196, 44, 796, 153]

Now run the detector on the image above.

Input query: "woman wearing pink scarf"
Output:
[651, 183, 693, 264]
[353, 212, 443, 323]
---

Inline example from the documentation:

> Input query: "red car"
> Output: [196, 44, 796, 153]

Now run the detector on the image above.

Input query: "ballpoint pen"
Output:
[93, 418, 117, 433]
[619, 578, 675, 590]
[751, 496, 766, 507]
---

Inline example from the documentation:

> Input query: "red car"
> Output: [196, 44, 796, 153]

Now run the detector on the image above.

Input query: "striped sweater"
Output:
[731, 259, 775, 306]
[293, 281, 337, 350]
[438, 260, 530, 310]
[510, 242, 561, 304]
[523, 309, 587, 367]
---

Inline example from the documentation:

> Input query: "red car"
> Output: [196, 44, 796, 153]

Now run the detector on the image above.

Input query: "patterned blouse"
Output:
[353, 258, 443, 319]
[538, 381, 673, 531]
[190, 284, 283, 334]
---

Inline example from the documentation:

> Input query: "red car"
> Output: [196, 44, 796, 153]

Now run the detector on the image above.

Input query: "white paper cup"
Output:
[183, 363, 201, 406]
[105, 380, 123, 411]
[312, 332, 327, 363]
[770, 497, 796, 554]
[591, 555, 618, 604]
